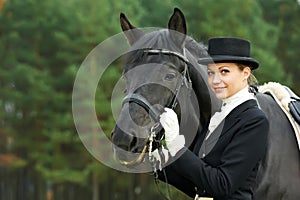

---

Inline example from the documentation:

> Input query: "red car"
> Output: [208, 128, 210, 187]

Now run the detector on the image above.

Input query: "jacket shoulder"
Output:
[233, 100, 266, 119]
[241, 100, 267, 118]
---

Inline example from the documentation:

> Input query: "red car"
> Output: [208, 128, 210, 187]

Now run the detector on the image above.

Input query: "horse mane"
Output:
[184, 36, 208, 59]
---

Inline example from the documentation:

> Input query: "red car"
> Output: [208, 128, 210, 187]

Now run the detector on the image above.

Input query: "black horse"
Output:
[111, 8, 300, 199]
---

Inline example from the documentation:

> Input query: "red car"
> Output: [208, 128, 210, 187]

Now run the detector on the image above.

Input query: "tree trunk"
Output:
[92, 171, 99, 200]
[46, 181, 53, 200]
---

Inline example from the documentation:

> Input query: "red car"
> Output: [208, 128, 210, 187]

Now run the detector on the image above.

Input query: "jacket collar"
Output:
[220, 99, 258, 134]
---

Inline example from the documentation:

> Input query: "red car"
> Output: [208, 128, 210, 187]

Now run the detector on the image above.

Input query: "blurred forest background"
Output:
[0, 0, 299, 199]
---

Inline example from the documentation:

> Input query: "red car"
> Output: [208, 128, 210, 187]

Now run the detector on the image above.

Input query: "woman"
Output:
[157, 37, 269, 200]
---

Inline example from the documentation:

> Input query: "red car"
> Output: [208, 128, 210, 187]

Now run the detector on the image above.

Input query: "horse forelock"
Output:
[132, 30, 183, 51]
[123, 30, 185, 74]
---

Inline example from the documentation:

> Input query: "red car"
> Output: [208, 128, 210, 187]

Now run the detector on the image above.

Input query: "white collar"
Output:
[222, 86, 254, 109]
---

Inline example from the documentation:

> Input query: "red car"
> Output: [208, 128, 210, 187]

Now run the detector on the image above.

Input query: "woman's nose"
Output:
[212, 73, 221, 84]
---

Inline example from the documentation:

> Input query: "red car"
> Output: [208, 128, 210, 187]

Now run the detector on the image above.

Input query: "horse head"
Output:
[111, 8, 217, 167]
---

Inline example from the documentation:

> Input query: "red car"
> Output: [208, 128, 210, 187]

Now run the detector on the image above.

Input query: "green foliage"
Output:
[259, 0, 300, 93]
[0, 0, 104, 186]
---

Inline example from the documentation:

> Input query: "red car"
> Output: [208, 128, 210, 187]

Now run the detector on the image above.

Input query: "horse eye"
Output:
[164, 73, 176, 81]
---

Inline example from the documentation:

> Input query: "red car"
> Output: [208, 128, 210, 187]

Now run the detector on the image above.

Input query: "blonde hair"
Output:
[236, 63, 258, 86]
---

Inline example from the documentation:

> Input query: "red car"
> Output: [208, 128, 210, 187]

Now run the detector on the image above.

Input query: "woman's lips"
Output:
[214, 87, 225, 93]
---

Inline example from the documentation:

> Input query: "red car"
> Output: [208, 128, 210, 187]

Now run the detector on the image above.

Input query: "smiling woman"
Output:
[159, 37, 269, 199]
[207, 62, 251, 99]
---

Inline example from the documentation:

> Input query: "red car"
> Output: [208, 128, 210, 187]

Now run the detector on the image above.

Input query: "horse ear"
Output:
[168, 8, 187, 48]
[120, 13, 144, 46]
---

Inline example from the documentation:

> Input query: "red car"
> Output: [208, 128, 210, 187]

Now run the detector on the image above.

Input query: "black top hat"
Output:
[198, 37, 259, 70]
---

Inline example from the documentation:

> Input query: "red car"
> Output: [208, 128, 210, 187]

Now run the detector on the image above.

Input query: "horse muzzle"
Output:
[113, 144, 148, 166]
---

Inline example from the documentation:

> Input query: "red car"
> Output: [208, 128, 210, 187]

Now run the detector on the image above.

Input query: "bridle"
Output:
[121, 48, 192, 167]
[123, 48, 192, 120]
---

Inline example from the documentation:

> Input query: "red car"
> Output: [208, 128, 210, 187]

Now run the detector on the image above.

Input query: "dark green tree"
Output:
[259, 0, 300, 93]
[0, 0, 103, 198]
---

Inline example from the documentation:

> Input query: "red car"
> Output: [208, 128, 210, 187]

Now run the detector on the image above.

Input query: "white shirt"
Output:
[206, 86, 255, 140]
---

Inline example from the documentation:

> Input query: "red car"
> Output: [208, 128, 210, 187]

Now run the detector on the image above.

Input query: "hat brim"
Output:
[198, 55, 259, 70]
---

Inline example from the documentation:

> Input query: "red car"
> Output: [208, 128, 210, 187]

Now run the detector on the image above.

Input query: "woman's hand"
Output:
[160, 108, 185, 156]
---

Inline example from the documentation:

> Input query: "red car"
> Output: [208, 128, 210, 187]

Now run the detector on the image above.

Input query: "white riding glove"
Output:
[159, 108, 185, 156]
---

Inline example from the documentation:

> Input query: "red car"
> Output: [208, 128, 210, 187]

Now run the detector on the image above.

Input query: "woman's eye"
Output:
[207, 71, 214, 76]
[165, 73, 176, 81]
[221, 69, 230, 74]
